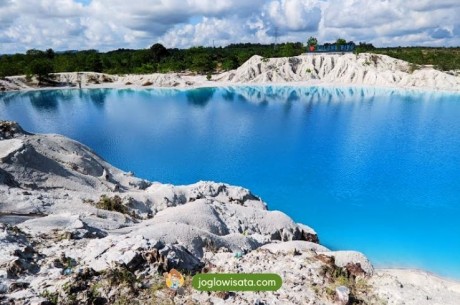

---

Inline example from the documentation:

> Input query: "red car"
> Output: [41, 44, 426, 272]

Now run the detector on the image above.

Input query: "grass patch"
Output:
[105, 267, 138, 288]
[40, 290, 59, 305]
[95, 195, 129, 214]
[369, 47, 460, 71]
[409, 63, 420, 73]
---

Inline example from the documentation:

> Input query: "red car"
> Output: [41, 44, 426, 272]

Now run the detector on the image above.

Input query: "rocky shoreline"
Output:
[1, 120, 460, 305]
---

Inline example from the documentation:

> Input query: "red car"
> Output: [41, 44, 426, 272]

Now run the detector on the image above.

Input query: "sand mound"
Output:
[215, 53, 460, 91]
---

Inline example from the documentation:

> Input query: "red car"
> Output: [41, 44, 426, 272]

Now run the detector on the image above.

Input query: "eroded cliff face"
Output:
[215, 53, 460, 90]
[0, 121, 459, 305]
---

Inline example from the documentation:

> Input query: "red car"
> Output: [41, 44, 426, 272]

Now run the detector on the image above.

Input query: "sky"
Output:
[0, 0, 459, 54]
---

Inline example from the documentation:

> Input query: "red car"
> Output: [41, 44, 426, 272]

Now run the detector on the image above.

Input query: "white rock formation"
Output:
[215, 54, 460, 91]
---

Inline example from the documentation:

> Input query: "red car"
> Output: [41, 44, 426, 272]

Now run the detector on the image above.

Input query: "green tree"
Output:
[307, 37, 318, 52]
[221, 56, 239, 70]
[29, 58, 53, 83]
[86, 53, 103, 72]
[280, 43, 297, 57]
[336, 38, 347, 46]
[150, 43, 169, 63]
[46, 48, 55, 59]
[26, 49, 45, 57]
[307, 37, 318, 47]
[190, 53, 214, 73]
[355, 42, 375, 53]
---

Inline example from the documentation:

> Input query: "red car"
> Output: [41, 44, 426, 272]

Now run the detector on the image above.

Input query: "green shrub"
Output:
[105, 267, 137, 288]
[96, 195, 128, 214]
[40, 290, 59, 305]
[409, 63, 420, 73]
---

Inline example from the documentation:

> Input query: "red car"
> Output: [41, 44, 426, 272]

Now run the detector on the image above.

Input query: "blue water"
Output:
[1, 86, 460, 279]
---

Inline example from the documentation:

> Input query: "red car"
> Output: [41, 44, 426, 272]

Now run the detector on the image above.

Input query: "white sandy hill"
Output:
[1, 121, 460, 305]
[0, 71, 203, 91]
[1, 53, 460, 92]
[215, 53, 460, 91]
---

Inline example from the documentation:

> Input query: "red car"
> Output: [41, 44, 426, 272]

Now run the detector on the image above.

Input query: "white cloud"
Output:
[0, 0, 459, 54]
[264, 0, 321, 32]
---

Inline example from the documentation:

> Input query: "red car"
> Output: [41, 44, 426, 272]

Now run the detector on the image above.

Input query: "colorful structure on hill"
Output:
[306, 37, 356, 53]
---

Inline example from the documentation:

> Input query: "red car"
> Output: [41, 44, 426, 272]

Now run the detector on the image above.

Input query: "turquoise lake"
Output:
[1, 86, 460, 279]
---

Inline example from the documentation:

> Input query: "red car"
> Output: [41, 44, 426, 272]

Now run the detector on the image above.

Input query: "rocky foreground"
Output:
[1, 121, 460, 305]
[1, 53, 460, 92]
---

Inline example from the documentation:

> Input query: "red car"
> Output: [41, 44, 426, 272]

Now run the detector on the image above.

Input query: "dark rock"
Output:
[92, 297, 108, 305]
[215, 291, 230, 300]
[126, 252, 145, 272]
[143, 248, 169, 273]
[159, 244, 204, 272]
[13, 246, 35, 259]
[300, 230, 319, 243]
[0, 121, 29, 140]
[270, 230, 282, 241]
[0, 169, 20, 187]
[8, 282, 30, 293]
[344, 262, 366, 277]
[75, 267, 99, 281]
[316, 254, 335, 266]
[0, 283, 7, 294]
[6, 259, 25, 278]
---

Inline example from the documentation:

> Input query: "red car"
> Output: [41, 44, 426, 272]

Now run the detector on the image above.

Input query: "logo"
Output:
[192, 273, 283, 291]
[164, 269, 185, 290]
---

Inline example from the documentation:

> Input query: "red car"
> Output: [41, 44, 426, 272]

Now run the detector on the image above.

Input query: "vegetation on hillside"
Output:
[365, 47, 460, 71]
[0, 43, 305, 77]
[1, 41, 459, 79]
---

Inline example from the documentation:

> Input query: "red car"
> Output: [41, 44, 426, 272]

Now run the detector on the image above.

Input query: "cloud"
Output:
[430, 28, 452, 39]
[0, 0, 459, 54]
[264, 0, 322, 32]
[406, 0, 460, 12]
[319, 0, 460, 46]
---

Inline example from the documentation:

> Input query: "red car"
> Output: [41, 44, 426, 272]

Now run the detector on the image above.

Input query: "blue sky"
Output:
[73, 0, 91, 5]
[0, 0, 459, 54]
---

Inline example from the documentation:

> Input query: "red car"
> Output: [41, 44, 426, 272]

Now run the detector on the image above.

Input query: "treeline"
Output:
[1, 42, 459, 78]
[366, 47, 460, 71]
[0, 43, 305, 77]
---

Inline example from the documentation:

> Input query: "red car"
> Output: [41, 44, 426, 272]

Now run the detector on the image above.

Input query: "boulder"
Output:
[318, 251, 374, 276]
[335, 285, 350, 304]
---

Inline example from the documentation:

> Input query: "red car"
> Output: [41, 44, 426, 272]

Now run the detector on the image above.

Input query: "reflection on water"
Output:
[2, 85, 449, 111]
[185, 87, 216, 107]
[28, 91, 60, 112]
[86, 89, 110, 108]
[218, 86, 443, 105]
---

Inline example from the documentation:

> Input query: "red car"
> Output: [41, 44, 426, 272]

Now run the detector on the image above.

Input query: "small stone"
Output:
[0, 282, 8, 294]
[335, 286, 350, 305]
